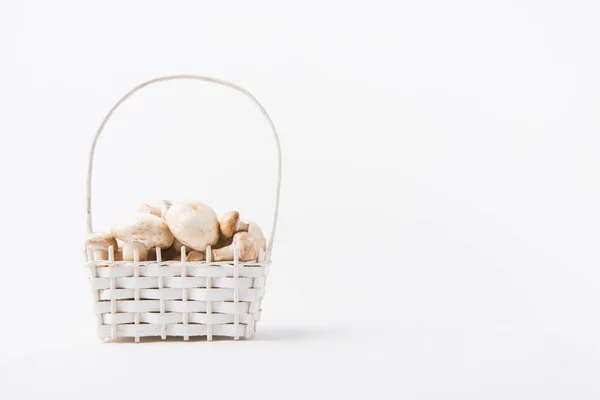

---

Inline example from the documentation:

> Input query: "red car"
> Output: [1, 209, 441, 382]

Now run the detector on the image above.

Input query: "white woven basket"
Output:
[84, 75, 281, 342]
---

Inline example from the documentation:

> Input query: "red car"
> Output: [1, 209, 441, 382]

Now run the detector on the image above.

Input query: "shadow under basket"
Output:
[84, 75, 281, 342]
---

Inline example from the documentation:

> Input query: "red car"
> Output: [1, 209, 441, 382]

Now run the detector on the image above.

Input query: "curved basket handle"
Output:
[86, 75, 282, 261]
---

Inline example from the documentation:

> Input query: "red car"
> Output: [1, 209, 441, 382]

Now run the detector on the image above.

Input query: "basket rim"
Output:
[84, 260, 271, 268]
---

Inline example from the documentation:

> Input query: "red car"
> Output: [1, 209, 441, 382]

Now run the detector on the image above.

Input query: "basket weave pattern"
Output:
[88, 259, 269, 341]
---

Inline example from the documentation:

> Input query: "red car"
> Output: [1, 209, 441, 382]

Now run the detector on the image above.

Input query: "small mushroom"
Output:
[85, 232, 118, 261]
[122, 241, 149, 261]
[137, 200, 172, 219]
[111, 212, 174, 249]
[212, 233, 257, 262]
[155, 200, 172, 219]
[137, 204, 161, 218]
[247, 221, 267, 254]
[165, 201, 219, 251]
[185, 251, 206, 262]
[211, 221, 266, 262]
[219, 211, 249, 239]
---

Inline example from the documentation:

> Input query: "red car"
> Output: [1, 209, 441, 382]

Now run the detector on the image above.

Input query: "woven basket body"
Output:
[87, 258, 269, 341]
[84, 75, 281, 342]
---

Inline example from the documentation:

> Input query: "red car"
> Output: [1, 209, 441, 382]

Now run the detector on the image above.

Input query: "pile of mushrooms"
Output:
[85, 200, 266, 263]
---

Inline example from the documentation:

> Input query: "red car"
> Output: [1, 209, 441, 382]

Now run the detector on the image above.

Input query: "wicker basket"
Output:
[84, 75, 281, 342]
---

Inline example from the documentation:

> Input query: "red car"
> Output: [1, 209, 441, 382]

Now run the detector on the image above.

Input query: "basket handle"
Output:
[86, 75, 282, 261]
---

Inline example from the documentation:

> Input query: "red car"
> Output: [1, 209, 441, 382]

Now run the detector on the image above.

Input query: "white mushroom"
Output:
[122, 241, 149, 261]
[185, 251, 206, 262]
[165, 201, 219, 251]
[111, 212, 174, 249]
[137, 204, 161, 217]
[247, 221, 267, 254]
[137, 200, 172, 219]
[85, 232, 118, 261]
[212, 233, 257, 262]
[155, 200, 172, 219]
[211, 221, 266, 262]
[219, 211, 249, 239]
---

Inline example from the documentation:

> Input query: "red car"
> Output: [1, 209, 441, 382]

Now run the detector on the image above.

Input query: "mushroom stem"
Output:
[212, 246, 234, 262]
[122, 241, 149, 261]
[212, 232, 259, 262]
[92, 249, 108, 261]
[85, 232, 118, 261]
[137, 204, 161, 218]
[236, 219, 249, 233]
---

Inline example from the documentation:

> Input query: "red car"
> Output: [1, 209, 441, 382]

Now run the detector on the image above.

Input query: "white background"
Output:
[1, 0, 600, 398]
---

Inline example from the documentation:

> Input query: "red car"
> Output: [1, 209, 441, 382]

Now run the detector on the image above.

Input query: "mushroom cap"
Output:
[220, 211, 241, 239]
[85, 232, 118, 251]
[246, 221, 267, 252]
[137, 204, 162, 218]
[165, 201, 219, 251]
[186, 251, 206, 262]
[232, 232, 260, 261]
[111, 212, 174, 248]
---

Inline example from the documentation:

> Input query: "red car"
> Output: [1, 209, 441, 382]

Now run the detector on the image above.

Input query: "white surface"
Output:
[1, 0, 600, 398]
